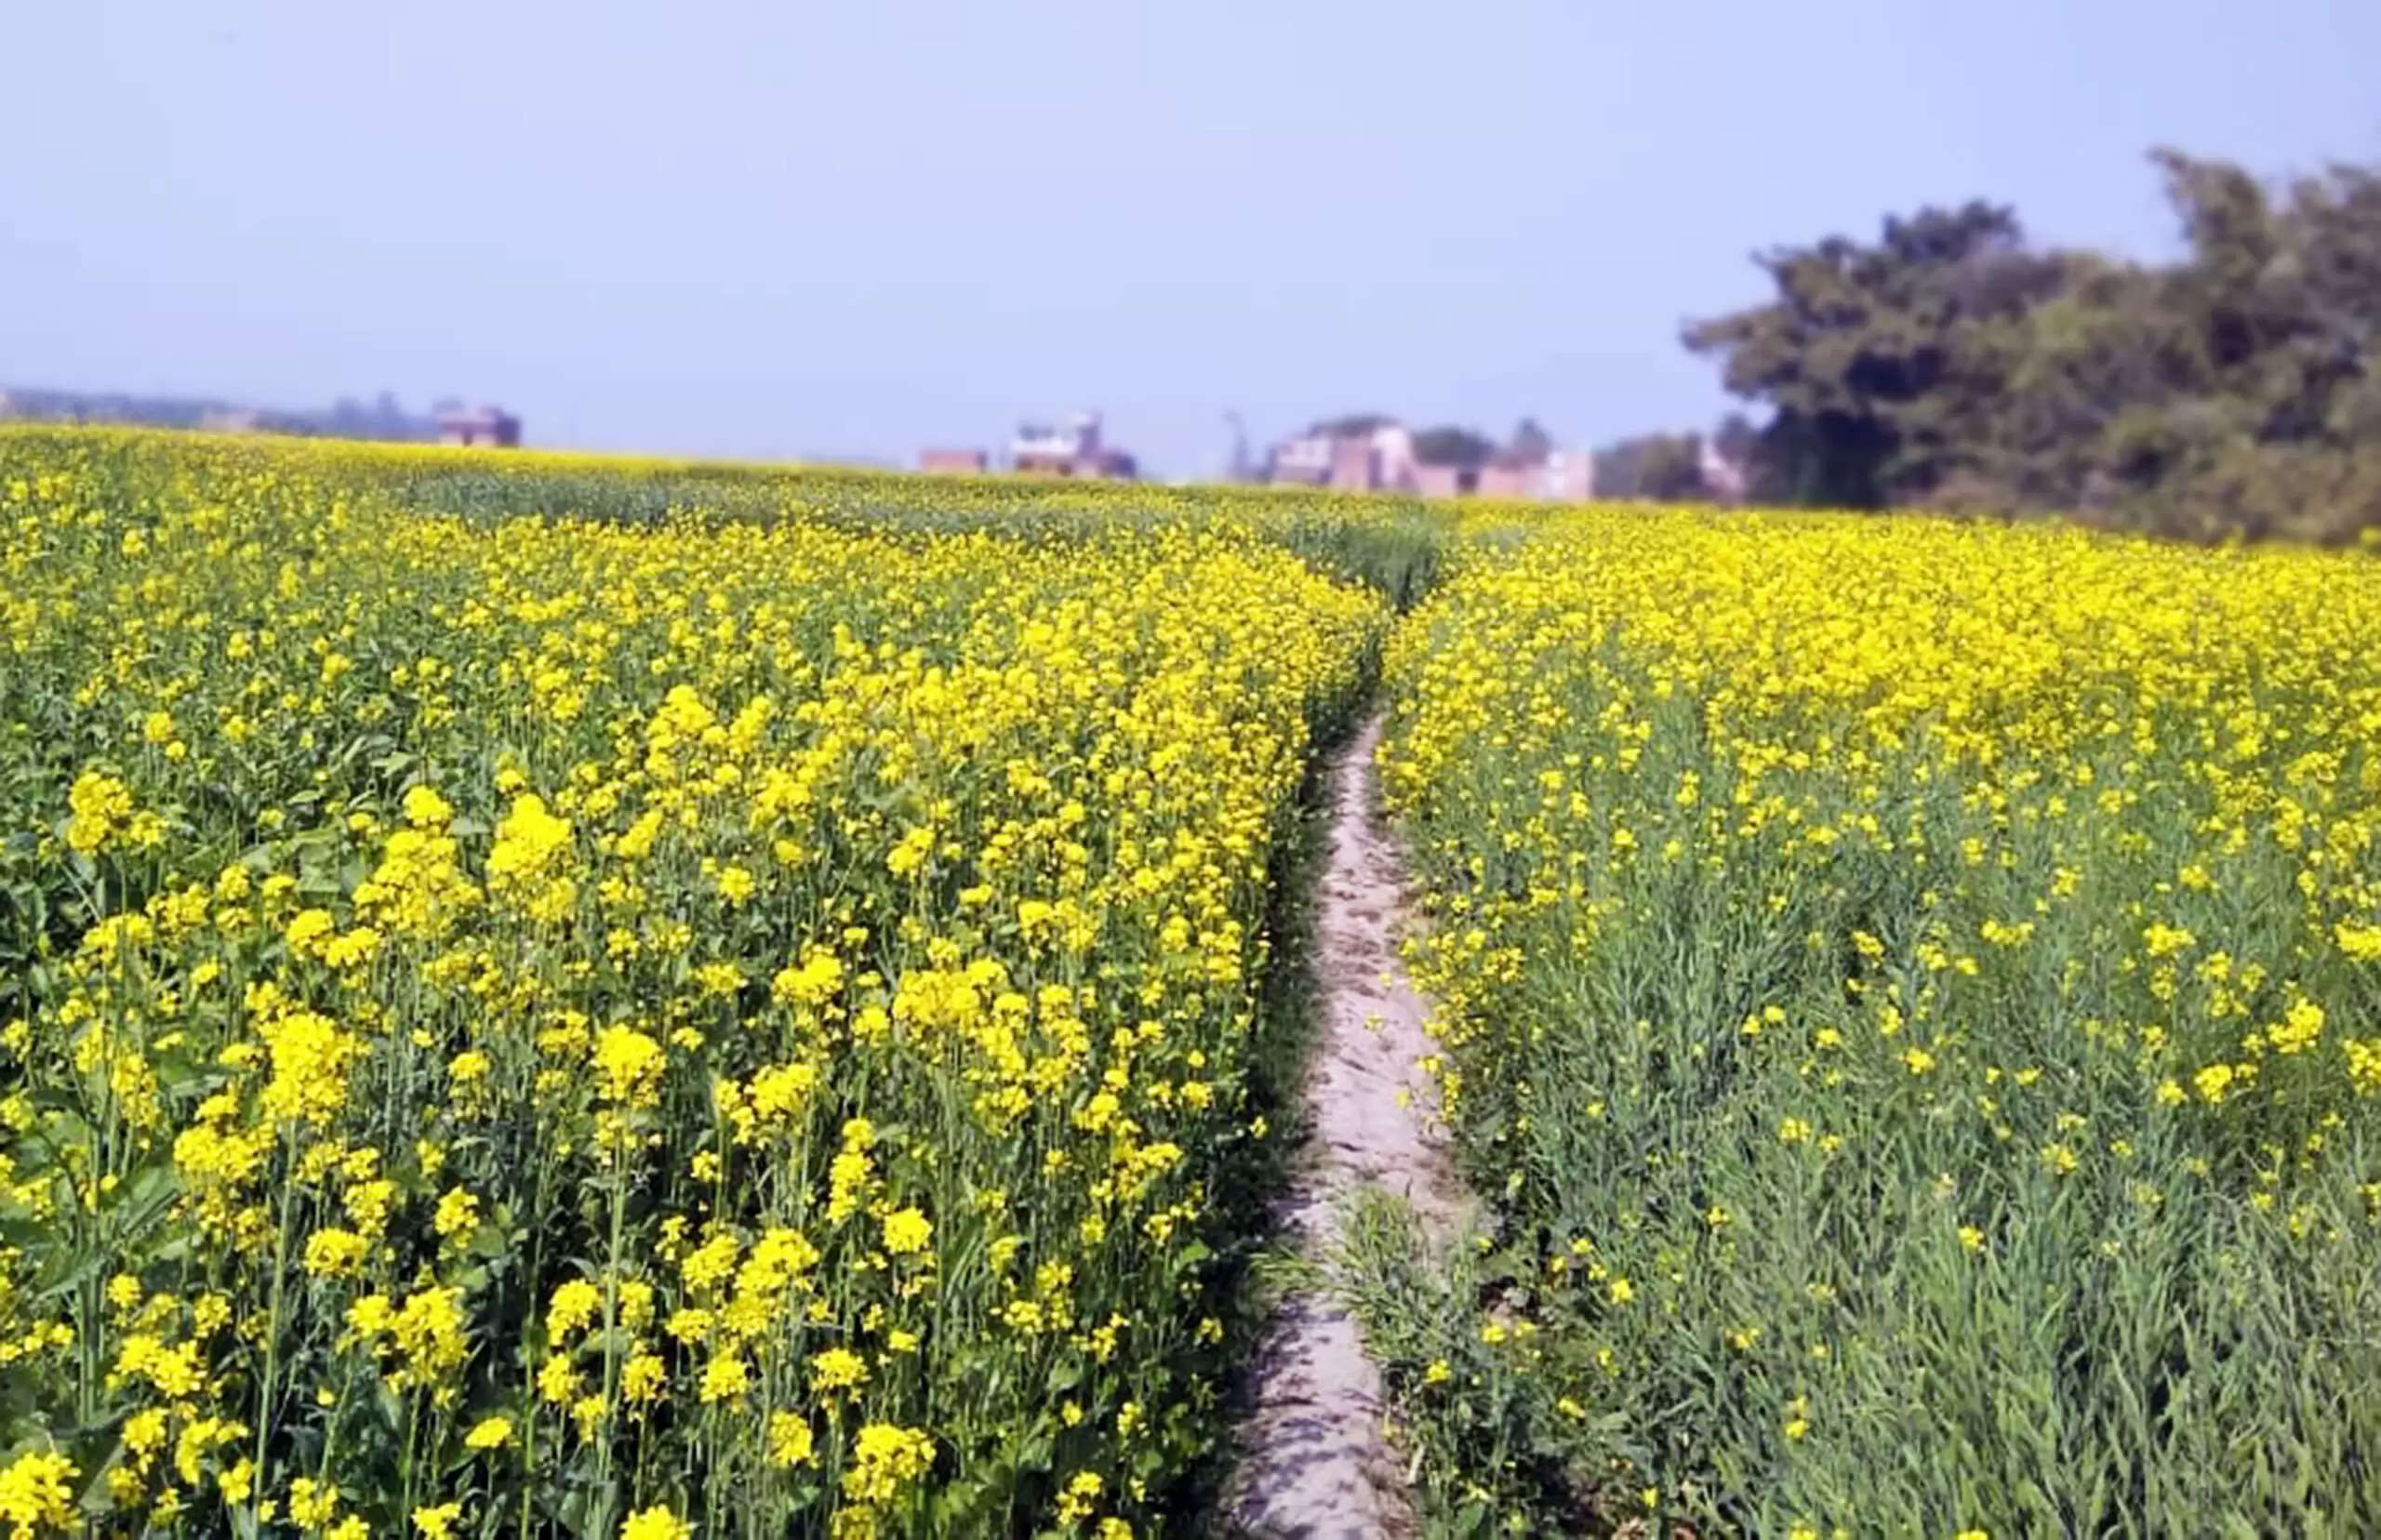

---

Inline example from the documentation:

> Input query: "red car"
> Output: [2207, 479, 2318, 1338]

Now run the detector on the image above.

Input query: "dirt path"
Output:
[1227, 712, 1468, 1539]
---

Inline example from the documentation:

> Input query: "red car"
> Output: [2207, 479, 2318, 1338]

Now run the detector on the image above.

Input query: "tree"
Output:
[1508, 418, 1554, 464]
[1310, 413, 1397, 438]
[1410, 426, 1496, 469]
[1711, 412, 1759, 468]
[1680, 148, 2381, 539]
[1593, 431, 1708, 501]
[1685, 201, 2066, 508]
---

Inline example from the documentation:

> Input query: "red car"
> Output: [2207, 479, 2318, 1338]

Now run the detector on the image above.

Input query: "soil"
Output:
[1225, 713, 1469, 1538]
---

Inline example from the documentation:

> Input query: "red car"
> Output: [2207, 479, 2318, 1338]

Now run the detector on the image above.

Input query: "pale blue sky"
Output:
[6, 1, 2377, 477]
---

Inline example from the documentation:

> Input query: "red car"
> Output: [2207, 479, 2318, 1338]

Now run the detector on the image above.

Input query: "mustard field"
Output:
[1363, 512, 2381, 1535]
[0, 431, 1405, 1539]
[2, 429, 2377, 1537]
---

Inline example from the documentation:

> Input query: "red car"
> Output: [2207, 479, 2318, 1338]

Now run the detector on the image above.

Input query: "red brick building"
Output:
[1412, 463, 1471, 498]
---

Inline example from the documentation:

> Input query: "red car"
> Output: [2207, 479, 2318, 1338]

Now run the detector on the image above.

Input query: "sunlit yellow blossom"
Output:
[464, 1415, 514, 1451]
[0, 1451, 78, 1535]
[767, 1411, 818, 1468]
[620, 1507, 693, 1540]
[880, 1207, 933, 1255]
[841, 1424, 936, 1505]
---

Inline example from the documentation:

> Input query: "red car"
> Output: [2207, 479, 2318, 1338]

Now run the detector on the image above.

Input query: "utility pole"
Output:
[1224, 410, 1250, 484]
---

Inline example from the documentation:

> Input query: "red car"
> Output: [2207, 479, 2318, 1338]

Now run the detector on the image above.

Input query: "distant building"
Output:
[1009, 412, 1136, 479]
[1476, 445, 1594, 501]
[199, 407, 263, 434]
[1545, 448, 1594, 501]
[1475, 461, 1530, 499]
[1267, 416, 1591, 500]
[1267, 431, 1334, 486]
[437, 405, 522, 448]
[1267, 418, 1417, 492]
[1412, 463, 1471, 498]
[918, 448, 990, 474]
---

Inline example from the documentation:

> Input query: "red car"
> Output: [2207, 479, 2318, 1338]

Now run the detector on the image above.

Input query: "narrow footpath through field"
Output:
[1228, 712, 1470, 1539]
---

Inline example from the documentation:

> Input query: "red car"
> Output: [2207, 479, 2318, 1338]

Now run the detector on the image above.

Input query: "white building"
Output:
[1267, 418, 1419, 492]
[1010, 411, 1136, 478]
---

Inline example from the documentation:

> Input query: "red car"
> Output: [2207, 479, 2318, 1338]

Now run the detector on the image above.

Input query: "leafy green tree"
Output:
[1507, 418, 1554, 464]
[1685, 149, 2381, 539]
[1685, 201, 2067, 507]
[1411, 426, 1496, 469]
[1593, 431, 1708, 501]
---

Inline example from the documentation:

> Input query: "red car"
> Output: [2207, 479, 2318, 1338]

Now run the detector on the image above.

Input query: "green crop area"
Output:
[0, 428, 2376, 1537]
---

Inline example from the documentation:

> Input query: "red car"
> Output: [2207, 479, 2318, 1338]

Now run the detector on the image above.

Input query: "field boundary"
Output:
[1225, 712, 1470, 1537]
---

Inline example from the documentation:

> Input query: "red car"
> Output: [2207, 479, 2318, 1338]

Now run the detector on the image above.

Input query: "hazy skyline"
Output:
[7, 0, 2378, 477]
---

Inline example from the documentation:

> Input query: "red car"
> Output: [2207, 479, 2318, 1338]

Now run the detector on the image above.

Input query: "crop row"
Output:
[0, 430, 1383, 1537]
[1361, 510, 2381, 1534]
